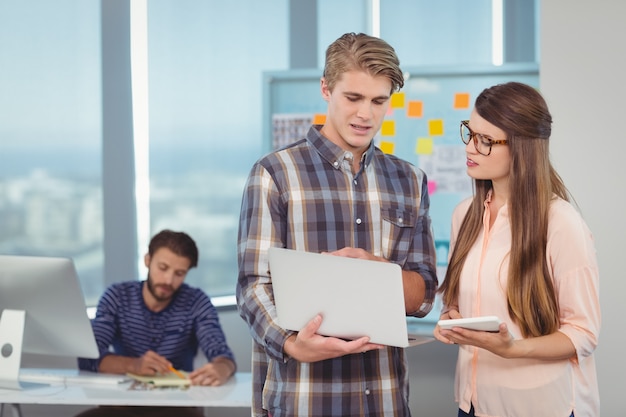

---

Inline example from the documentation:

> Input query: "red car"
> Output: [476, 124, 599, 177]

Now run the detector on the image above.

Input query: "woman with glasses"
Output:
[434, 82, 600, 417]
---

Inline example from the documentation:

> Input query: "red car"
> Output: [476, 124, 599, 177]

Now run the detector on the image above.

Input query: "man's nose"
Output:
[356, 102, 373, 119]
[162, 271, 175, 284]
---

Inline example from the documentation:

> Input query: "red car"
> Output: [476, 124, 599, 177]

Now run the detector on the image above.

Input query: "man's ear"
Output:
[320, 77, 331, 101]
[144, 254, 151, 268]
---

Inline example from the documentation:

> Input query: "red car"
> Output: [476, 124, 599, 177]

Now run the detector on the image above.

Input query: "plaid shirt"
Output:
[237, 125, 437, 417]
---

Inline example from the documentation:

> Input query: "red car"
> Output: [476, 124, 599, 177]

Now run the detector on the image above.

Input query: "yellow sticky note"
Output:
[428, 119, 444, 136]
[416, 137, 434, 155]
[407, 100, 423, 118]
[453, 93, 471, 109]
[381, 120, 395, 136]
[313, 114, 326, 125]
[390, 92, 405, 109]
[379, 141, 395, 154]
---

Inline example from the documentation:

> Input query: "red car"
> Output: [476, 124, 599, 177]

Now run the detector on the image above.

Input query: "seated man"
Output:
[77, 229, 236, 417]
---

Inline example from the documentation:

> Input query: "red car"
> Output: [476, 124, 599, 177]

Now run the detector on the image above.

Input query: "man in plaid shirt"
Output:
[237, 32, 437, 417]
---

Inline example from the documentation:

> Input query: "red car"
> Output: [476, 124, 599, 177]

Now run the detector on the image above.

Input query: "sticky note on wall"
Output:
[379, 141, 395, 154]
[428, 119, 444, 136]
[407, 100, 423, 118]
[381, 120, 396, 136]
[391, 92, 405, 108]
[454, 93, 470, 109]
[428, 181, 437, 195]
[416, 137, 434, 155]
[313, 114, 326, 124]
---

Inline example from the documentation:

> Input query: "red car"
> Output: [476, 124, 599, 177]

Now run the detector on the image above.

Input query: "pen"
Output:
[168, 366, 187, 380]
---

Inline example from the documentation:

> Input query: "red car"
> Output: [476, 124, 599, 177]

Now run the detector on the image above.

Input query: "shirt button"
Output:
[353, 180, 357, 185]
[365, 388, 371, 395]
[333, 161, 339, 168]
[356, 218, 362, 225]
[398, 217, 403, 224]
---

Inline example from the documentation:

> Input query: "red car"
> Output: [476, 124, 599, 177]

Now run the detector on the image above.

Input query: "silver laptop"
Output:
[268, 247, 433, 348]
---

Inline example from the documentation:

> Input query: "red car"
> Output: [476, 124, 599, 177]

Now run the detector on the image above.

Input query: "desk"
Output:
[0, 370, 251, 416]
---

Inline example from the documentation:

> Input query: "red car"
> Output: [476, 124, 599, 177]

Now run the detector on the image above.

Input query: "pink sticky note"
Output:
[427, 180, 437, 195]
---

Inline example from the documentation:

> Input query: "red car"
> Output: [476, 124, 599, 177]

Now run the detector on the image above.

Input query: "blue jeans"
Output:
[458, 405, 574, 417]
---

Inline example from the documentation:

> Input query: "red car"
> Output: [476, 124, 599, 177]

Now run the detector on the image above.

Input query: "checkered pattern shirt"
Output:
[237, 125, 437, 417]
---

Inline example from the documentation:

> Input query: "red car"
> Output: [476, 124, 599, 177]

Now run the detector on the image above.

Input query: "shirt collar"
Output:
[483, 189, 510, 216]
[306, 125, 375, 170]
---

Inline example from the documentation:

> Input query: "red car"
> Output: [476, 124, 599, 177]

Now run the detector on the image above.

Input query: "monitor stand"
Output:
[0, 403, 23, 417]
[0, 309, 48, 390]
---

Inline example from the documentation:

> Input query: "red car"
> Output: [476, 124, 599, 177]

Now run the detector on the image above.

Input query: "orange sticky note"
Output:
[407, 100, 423, 118]
[416, 137, 434, 155]
[454, 93, 470, 109]
[390, 92, 405, 109]
[379, 141, 395, 154]
[381, 120, 395, 136]
[313, 114, 326, 125]
[428, 119, 444, 136]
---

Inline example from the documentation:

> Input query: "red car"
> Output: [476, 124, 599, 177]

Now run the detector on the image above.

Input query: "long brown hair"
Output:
[439, 82, 570, 338]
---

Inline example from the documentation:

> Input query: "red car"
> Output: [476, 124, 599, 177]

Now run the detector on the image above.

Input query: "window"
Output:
[145, 0, 289, 297]
[0, 0, 103, 305]
[0, 0, 536, 307]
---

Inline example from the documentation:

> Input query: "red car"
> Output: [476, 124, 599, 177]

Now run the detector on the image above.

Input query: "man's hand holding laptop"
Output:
[284, 313, 385, 362]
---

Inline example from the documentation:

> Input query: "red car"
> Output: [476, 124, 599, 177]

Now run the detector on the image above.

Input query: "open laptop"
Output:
[268, 247, 433, 348]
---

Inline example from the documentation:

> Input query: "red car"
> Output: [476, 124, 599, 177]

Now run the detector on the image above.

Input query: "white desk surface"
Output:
[0, 369, 251, 408]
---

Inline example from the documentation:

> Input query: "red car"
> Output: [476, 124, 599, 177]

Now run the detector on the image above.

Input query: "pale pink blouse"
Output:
[447, 194, 600, 417]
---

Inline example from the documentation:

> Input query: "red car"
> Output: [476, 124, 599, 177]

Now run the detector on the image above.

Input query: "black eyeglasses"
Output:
[460, 120, 508, 156]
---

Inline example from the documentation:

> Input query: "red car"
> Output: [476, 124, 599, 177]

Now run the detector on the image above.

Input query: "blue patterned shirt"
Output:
[78, 281, 235, 372]
[237, 125, 437, 417]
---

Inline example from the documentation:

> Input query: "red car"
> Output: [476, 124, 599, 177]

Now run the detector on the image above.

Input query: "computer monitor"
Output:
[0, 255, 99, 390]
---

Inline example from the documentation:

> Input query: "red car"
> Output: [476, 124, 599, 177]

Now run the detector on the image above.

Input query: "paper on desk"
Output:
[126, 370, 191, 387]
[19, 369, 131, 385]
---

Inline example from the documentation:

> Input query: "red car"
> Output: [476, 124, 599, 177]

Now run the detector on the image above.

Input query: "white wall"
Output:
[541, 0, 626, 414]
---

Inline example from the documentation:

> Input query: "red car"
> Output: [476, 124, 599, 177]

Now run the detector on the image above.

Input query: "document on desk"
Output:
[126, 370, 191, 387]
[19, 368, 131, 385]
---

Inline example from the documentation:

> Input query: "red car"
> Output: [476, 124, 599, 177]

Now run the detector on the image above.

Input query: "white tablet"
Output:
[437, 316, 502, 332]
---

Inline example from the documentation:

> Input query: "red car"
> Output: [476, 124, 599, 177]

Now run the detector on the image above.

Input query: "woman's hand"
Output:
[433, 308, 462, 344]
[438, 321, 515, 357]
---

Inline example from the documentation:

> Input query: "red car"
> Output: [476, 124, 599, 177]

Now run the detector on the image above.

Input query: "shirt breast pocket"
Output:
[381, 207, 415, 261]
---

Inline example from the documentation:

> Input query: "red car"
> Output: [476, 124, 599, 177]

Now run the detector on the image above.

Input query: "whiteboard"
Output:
[262, 63, 539, 327]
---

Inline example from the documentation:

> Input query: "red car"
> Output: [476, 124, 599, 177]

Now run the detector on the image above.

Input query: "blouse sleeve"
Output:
[547, 199, 601, 361]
